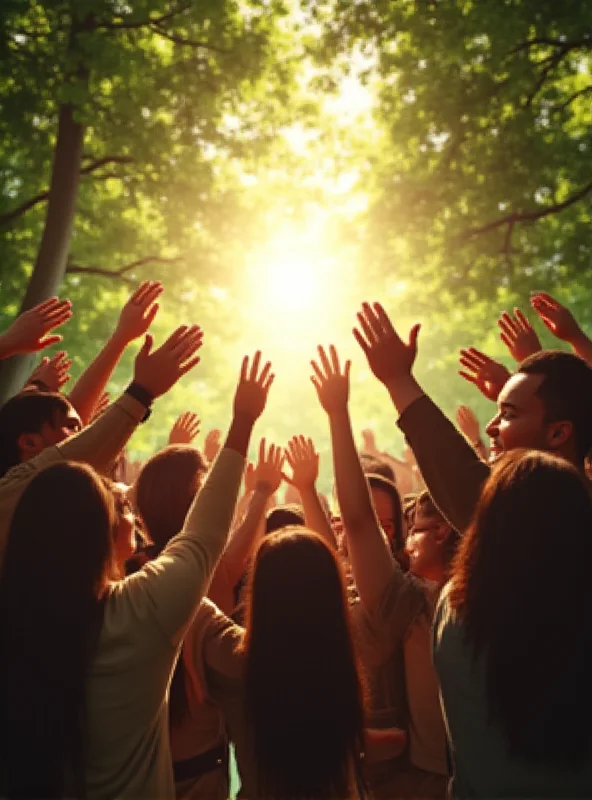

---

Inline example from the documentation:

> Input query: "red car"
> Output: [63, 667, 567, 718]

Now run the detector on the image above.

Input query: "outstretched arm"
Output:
[283, 435, 336, 551]
[531, 292, 592, 366]
[68, 281, 162, 424]
[354, 302, 489, 533]
[0, 298, 71, 360]
[312, 344, 393, 609]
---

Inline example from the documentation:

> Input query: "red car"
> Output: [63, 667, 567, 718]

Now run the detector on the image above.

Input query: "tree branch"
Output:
[92, 3, 191, 30]
[554, 84, 592, 113]
[459, 178, 592, 241]
[0, 157, 134, 226]
[149, 23, 228, 52]
[65, 256, 183, 284]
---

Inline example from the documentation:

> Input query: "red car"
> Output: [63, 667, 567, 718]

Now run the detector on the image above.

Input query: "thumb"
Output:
[138, 333, 153, 359]
[409, 323, 421, 353]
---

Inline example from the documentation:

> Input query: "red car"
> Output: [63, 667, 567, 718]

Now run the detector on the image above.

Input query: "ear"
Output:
[17, 432, 45, 461]
[546, 420, 573, 452]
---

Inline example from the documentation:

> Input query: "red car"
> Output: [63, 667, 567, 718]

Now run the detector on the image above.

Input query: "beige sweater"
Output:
[0, 392, 147, 564]
[84, 447, 244, 799]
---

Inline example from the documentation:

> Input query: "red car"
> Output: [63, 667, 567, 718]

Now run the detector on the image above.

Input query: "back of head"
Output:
[265, 503, 305, 534]
[244, 528, 365, 799]
[519, 350, 592, 462]
[449, 450, 592, 767]
[360, 452, 396, 482]
[0, 461, 116, 797]
[136, 445, 207, 551]
[0, 390, 71, 478]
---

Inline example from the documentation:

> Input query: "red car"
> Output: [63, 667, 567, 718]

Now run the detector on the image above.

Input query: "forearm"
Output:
[0, 334, 16, 360]
[68, 334, 128, 424]
[221, 486, 269, 585]
[570, 330, 592, 366]
[224, 413, 255, 458]
[299, 485, 336, 551]
[384, 374, 425, 417]
[329, 410, 378, 533]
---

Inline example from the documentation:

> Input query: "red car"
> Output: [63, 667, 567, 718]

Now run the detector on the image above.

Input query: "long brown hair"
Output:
[448, 450, 592, 766]
[243, 527, 366, 799]
[0, 462, 116, 797]
[135, 444, 207, 727]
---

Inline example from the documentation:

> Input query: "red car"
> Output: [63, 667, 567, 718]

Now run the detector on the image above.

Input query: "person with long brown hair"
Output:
[187, 526, 367, 799]
[434, 450, 592, 797]
[0, 351, 273, 799]
[133, 438, 284, 799]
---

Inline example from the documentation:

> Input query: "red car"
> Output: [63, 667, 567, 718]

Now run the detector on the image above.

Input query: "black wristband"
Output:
[125, 382, 154, 423]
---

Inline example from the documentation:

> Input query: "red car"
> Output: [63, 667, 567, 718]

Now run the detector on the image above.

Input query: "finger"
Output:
[361, 302, 385, 340]
[373, 302, 396, 336]
[498, 312, 520, 338]
[140, 283, 163, 307]
[318, 346, 333, 378]
[258, 360, 272, 386]
[166, 325, 189, 348]
[530, 291, 559, 308]
[344, 359, 351, 380]
[500, 333, 514, 352]
[263, 373, 274, 392]
[131, 281, 153, 305]
[459, 351, 484, 369]
[497, 317, 517, 341]
[311, 375, 322, 396]
[144, 303, 159, 327]
[537, 313, 555, 333]
[240, 356, 248, 382]
[357, 310, 379, 346]
[179, 356, 201, 376]
[311, 360, 325, 383]
[36, 334, 63, 350]
[514, 308, 532, 332]
[466, 348, 491, 365]
[459, 371, 479, 385]
[409, 323, 421, 353]
[38, 356, 50, 366]
[259, 438, 266, 463]
[175, 330, 204, 362]
[329, 345, 340, 374]
[353, 327, 370, 354]
[35, 297, 61, 313]
[42, 307, 72, 326]
[249, 351, 261, 382]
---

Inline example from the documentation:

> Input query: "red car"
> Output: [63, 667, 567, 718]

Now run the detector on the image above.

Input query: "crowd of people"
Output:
[0, 281, 590, 800]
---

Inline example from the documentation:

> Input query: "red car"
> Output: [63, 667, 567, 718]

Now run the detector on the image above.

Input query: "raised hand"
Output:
[133, 325, 203, 398]
[459, 348, 511, 402]
[169, 411, 201, 445]
[27, 351, 72, 392]
[354, 301, 420, 386]
[311, 345, 350, 415]
[498, 309, 542, 363]
[253, 438, 284, 494]
[233, 351, 274, 422]
[114, 281, 162, 345]
[0, 297, 72, 358]
[530, 292, 583, 344]
[455, 405, 481, 444]
[204, 429, 222, 463]
[283, 435, 319, 490]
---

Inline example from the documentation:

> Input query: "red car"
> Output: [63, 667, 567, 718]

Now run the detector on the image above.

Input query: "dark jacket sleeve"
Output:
[397, 395, 490, 533]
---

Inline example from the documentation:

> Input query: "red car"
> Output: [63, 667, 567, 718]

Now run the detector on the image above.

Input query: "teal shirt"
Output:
[433, 585, 592, 798]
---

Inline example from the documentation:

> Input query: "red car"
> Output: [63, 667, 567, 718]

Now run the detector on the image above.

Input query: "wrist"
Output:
[254, 480, 275, 497]
[225, 414, 255, 457]
[124, 381, 154, 422]
[109, 329, 133, 350]
[384, 374, 424, 416]
[568, 327, 589, 349]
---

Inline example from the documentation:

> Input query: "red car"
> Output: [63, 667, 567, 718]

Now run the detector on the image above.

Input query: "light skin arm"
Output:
[312, 345, 395, 609]
[0, 298, 71, 360]
[283, 435, 336, 551]
[68, 281, 162, 424]
[531, 292, 592, 366]
[220, 438, 283, 587]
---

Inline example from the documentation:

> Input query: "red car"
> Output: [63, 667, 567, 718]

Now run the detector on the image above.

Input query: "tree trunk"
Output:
[0, 103, 85, 402]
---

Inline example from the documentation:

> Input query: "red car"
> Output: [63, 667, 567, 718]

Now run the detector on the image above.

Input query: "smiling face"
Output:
[485, 372, 560, 463]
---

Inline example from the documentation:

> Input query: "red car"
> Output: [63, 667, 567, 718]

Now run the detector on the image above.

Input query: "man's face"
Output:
[485, 373, 550, 463]
[41, 406, 83, 446]
[370, 486, 397, 543]
[20, 404, 83, 462]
